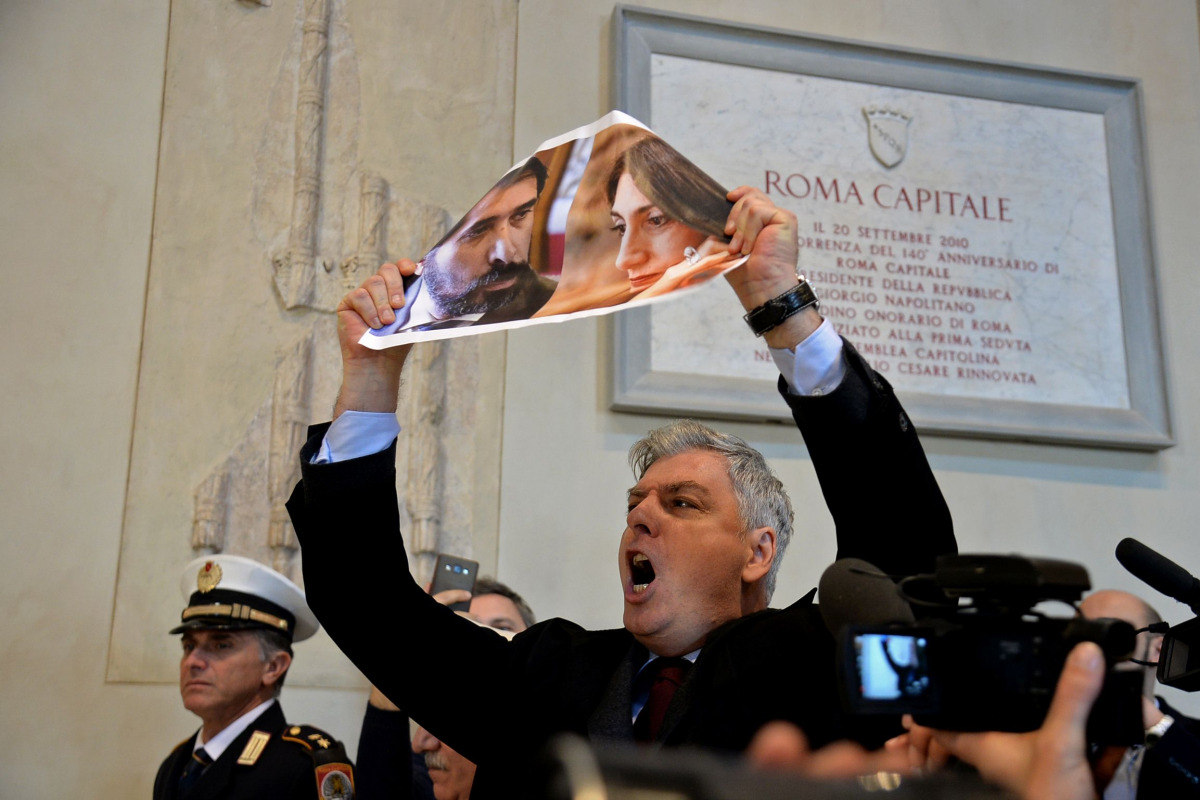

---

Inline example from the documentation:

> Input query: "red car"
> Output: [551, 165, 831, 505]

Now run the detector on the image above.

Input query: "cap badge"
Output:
[197, 561, 223, 593]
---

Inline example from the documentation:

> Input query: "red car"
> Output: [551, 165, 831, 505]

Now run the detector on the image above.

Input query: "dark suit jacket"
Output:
[153, 703, 353, 800]
[288, 343, 955, 799]
[355, 704, 433, 800]
[1137, 697, 1200, 797]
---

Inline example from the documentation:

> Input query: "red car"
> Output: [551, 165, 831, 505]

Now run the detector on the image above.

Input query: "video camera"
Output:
[1117, 537, 1200, 691]
[826, 554, 1142, 741]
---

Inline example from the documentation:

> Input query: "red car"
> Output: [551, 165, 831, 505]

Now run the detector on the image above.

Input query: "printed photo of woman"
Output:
[606, 135, 736, 298]
[360, 114, 747, 346]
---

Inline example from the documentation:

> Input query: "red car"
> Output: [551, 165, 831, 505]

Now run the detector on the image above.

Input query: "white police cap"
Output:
[170, 554, 320, 643]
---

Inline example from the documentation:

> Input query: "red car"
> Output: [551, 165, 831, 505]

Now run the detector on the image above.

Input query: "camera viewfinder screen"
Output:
[855, 633, 932, 701]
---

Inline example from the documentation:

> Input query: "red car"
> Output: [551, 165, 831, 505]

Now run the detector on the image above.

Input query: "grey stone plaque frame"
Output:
[610, 5, 1172, 450]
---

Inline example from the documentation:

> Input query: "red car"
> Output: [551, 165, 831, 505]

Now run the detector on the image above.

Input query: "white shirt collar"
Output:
[194, 698, 276, 762]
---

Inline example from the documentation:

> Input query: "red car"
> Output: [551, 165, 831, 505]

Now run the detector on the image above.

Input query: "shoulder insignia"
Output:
[237, 730, 271, 765]
[281, 723, 355, 798]
[316, 762, 355, 799]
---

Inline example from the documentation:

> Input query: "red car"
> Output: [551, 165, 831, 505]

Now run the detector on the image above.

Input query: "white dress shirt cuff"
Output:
[769, 318, 846, 396]
[314, 411, 401, 464]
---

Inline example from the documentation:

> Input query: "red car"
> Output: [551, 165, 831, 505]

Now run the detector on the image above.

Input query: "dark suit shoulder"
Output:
[278, 722, 354, 765]
[1140, 699, 1200, 797]
[702, 591, 829, 665]
[509, 619, 634, 690]
[499, 620, 638, 738]
[153, 735, 196, 799]
[226, 718, 354, 800]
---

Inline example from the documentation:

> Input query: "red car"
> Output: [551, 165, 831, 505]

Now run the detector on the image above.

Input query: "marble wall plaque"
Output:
[610, 8, 1170, 449]
[652, 55, 1123, 408]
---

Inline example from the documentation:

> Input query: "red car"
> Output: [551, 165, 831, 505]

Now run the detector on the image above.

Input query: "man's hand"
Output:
[750, 643, 1106, 800]
[333, 261, 417, 419]
[748, 721, 911, 781]
[912, 642, 1106, 800]
[722, 186, 821, 350]
[885, 718, 954, 774]
[430, 589, 472, 609]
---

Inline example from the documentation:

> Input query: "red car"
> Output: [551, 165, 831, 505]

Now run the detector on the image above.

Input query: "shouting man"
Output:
[288, 187, 955, 797]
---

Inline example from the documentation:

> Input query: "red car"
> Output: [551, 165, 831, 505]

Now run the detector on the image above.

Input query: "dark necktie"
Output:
[177, 747, 213, 795]
[634, 657, 691, 743]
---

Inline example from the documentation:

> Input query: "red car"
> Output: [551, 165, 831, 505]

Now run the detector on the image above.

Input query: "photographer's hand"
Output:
[747, 721, 910, 780]
[914, 642, 1105, 800]
[885, 718, 953, 773]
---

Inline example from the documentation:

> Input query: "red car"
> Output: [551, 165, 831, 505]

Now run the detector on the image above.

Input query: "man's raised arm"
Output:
[721, 187, 955, 579]
[286, 259, 517, 765]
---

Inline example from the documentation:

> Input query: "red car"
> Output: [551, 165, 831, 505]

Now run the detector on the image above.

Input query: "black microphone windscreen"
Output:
[1115, 538, 1200, 613]
[818, 558, 916, 637]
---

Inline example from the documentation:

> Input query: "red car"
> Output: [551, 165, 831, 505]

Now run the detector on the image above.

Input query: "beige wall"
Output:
[2, 0, 1199, 796]
[500, 0, 1200, 708]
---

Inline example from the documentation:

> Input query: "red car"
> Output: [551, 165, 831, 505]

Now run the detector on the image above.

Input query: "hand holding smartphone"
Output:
[430, 553, 479, 612]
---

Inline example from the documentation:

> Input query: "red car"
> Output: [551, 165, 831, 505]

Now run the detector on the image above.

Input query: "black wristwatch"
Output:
[743, 277, 819, 336]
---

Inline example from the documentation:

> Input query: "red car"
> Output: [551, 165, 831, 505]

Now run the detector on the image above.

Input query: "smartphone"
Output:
[430, 554, 478, 612]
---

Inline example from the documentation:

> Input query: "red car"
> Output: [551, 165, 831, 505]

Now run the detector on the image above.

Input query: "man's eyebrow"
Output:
[511, 197, 537, 217]
[456, 198, 537, 241]
[458, 213, 500, 240]
[664, 480, 710, 496]
[626, 480, 710, 499]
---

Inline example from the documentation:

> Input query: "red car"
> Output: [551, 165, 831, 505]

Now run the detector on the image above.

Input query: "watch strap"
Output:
[743, 280, 819, 336]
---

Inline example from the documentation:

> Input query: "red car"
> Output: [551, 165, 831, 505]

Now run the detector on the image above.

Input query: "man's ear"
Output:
[742, 526, 777, 584]
[262, 650, 292, 689]
[1149, 634, 1164, 664]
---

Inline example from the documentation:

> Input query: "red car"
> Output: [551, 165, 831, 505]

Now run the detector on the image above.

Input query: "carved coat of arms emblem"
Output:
[862, 107, 912, 168]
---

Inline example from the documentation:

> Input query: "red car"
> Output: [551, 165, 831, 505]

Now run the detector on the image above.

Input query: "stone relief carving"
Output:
[192, 0, 466, 588]
[267, 331, 314, 573]
[403, 341, 448, 584]
[108, 0, 514, 687]
[191, 470, 230, 554]
[190, 327, 322, 579]
[272, 0, 332, 310]
[341, 173, 389, 291]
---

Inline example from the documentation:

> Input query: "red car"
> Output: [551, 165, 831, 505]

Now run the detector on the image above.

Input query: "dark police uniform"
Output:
[153, 702, 354, 800]
[159, 555, 355, 799]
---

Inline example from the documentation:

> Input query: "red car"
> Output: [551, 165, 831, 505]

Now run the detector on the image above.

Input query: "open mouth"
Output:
[630, 553, 656, 593]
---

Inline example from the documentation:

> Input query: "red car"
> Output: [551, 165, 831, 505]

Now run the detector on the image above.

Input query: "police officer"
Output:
[154, 555, 355, 799]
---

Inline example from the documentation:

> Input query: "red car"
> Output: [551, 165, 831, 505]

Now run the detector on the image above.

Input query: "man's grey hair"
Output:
[251, 628, 293, 698]
[628, 419, 794, 602]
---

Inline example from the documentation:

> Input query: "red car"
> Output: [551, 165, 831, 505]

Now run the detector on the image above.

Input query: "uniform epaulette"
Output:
[280, 724, 355, 799]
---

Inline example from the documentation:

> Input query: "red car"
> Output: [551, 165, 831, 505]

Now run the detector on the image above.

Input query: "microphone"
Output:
[1115, 538, 1200, 615]
[818, 558, 915, 637]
